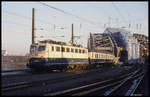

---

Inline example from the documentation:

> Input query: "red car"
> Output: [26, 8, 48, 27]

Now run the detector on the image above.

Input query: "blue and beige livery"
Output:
[88, 51, 114, 65]
[27, 40, 89, 71]
[27, 40, 116, 71]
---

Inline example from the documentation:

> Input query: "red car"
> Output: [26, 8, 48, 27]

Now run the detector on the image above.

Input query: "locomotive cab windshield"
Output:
[36, 44, 47, 58]
[30, 45, 36, 52]
[29, 43, 47, 58]
[38, 46, 45, 51]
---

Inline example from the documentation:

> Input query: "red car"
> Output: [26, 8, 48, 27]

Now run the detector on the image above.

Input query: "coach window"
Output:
[66, 48, 70, 52]
[56, 46, 60, 52]
[71, 48, 74, 53]
[52, 46, 54, 51]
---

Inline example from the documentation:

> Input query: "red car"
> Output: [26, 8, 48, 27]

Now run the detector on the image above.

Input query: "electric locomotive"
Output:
[27, 40, 89, 71]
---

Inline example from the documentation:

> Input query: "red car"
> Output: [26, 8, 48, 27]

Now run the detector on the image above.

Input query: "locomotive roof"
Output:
[39, 39, 84, 48]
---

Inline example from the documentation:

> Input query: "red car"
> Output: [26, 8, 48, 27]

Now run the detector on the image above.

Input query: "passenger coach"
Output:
[88, 51, 115, 65]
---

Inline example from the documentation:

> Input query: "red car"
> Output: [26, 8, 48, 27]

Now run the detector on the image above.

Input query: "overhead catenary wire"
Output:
[3, 20, 31, 28]
[111, 2, 144, 32]
[4, 10, 54, 25]
[4, 10, 32, 20]
[4, 4, 104, 34]
[38, 2, 104, 42]
[111, 2, 128, 25]
[3, 10, 58, 38]
[39, 2, 103, 28]
[3, 20, 49, 30]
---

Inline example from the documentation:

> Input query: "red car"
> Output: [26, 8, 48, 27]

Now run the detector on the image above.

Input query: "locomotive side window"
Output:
[71, 48, 74, 53]
[75, 49, 78, 53]
[66, 48, 70, 52]
[38, 46, 45, 51]
[56, 46, 60, 52]
[52, 46, 54, 51]
[79, 49, 81, 53]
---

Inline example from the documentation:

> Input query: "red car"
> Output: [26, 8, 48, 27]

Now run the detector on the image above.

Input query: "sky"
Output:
[2, 1, 148, 55]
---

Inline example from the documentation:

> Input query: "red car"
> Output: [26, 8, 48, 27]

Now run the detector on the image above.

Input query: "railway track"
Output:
[1, 68, 105, 95]
[2, 69, 32, 77]
[132, 69, 149, 96]
[2, 65, 142, 96]
[2, 68, 59, 77]
[45, 68, 145, 96]
[2, 68, 29, 73]
[104, 69, 145, 96]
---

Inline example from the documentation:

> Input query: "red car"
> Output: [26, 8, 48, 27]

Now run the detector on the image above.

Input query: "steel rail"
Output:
[125, 70, 146, 96]
[46, 78, 122, 96]
[2, 71, 31, 77]
[75, 69, 140, 96]
[45, 68, 139, 96]
[2, 68, 29, 73]
[104, 68, 142, 96]
[1, 69, 103, 93]
[73, 79, 125, 96]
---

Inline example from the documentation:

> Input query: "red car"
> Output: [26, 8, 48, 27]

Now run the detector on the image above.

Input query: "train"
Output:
[26, 39, 116, 71]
